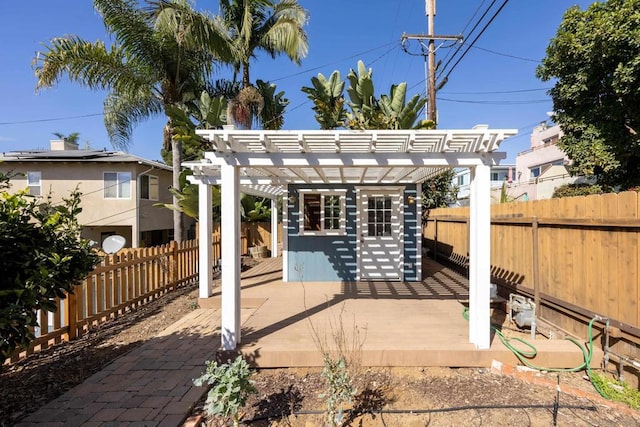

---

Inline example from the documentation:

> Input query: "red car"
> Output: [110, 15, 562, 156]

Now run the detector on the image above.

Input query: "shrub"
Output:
[193, 356, 257, 426]
[0, 171, 101, 361]
[552, 183, 605, 198]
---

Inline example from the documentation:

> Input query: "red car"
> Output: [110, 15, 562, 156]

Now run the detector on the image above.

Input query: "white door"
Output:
[357, 188, 403, 281]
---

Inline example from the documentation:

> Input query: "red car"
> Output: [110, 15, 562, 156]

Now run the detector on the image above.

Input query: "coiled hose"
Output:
[462, 307, 607, 397]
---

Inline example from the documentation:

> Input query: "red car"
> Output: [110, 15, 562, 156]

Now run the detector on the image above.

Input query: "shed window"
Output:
[298, 190, 346, 235]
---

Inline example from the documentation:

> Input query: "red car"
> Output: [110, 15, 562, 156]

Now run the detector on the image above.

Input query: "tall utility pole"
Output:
[402, 0, 462, 126]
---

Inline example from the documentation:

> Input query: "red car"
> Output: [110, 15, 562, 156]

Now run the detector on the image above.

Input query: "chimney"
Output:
[50, 139, 79, 151]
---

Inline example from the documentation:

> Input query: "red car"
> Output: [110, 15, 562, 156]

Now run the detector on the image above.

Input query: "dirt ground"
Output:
[193, 366, 640, 427]
[1, 263, 640, 426]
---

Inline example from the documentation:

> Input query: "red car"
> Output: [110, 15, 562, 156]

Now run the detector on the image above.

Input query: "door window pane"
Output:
[367, 196, 392, 237]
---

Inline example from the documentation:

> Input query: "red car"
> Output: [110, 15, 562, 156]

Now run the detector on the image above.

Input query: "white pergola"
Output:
[187, 126, 516, 352]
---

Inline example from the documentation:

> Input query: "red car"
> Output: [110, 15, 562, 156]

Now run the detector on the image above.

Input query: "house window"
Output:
[367, 196, 392, 237]
[104, 172, 131, 199]
[140, 175, 159, 200]
[299, 190, 346, 235]
[27, 171, 41, 196]
[529, 166, 542, 179]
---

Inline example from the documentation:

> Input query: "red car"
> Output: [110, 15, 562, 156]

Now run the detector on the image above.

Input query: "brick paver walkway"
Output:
[17, 308, 227, 426]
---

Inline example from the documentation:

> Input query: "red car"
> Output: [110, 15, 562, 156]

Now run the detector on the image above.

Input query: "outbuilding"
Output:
[187, 126, 516, 352]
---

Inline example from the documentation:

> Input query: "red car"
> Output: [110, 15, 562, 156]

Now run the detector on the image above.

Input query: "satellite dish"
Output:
[102, 235, 126, 254]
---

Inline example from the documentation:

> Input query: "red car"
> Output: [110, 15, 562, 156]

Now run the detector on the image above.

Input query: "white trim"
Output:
[355, 186, 405, 281]
[415, 182, 423, 281]
[469, 164, 492, 349]
[282, 191, 289, 282]
[220, 163, 241, 350]
[204, 151, 507, 168]
[270, 198, 278, 257]
[198, 182, 213, 299]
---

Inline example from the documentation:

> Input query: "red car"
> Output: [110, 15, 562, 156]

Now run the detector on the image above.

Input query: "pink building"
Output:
[511, 122, 585, 200]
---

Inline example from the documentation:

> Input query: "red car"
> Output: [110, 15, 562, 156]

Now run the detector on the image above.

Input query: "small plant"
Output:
[193, 355, 257, 426]
[320, 354, 357, 426]
[590, 371, 640, 409]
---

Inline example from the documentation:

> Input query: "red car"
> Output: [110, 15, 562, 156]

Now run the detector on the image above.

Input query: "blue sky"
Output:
[0, 1, 594, 164]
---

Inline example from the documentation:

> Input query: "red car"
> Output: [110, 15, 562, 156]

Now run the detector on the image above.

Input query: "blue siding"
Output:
[286, 184, 419, 282]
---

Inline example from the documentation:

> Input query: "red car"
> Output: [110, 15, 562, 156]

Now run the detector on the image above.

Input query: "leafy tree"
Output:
[0, 172, 101, 361]
[422, 169, 459, 210]
[33, 0, 234, 242]
[218, 0, 308, 128]
[537, 0, 640, 189]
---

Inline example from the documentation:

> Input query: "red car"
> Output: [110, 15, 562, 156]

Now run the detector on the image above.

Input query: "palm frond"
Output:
[103, 88, 163, 150]
[93, 0, 159, 67]
[151, 0, 237, 63]
[34, 37, 148, 92]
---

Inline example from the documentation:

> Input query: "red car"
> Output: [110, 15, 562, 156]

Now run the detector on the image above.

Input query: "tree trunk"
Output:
[172, 138, 184, 242]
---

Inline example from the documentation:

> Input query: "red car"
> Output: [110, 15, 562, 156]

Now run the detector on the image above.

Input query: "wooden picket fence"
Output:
[5, 234, 248, 365]
[424, 191, 640, 364]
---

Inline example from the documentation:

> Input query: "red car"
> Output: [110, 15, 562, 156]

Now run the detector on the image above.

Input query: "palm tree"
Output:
[219, 0, 308, 128]
[52, 132, 81, 144]
[34, 0, 234, 242]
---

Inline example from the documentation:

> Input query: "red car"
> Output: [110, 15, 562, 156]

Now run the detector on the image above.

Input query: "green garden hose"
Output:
[462, 307, 607, 397]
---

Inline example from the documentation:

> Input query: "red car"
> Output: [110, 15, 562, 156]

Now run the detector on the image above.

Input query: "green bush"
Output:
[552, 183, 605, 198]
[0, 172, 101, 361]
[193, 356, 257, 426]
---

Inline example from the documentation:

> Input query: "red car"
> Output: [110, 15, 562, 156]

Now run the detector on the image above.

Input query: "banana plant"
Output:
[301, 71, 347, 129]
[345, 60, 434, 130]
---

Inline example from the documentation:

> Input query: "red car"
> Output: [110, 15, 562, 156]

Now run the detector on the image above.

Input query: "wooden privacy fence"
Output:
[425, 191, 640, 360]
[6, 233, 248, 364]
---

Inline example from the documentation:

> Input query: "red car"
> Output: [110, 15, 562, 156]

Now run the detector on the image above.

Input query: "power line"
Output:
[437, 0, 511, 83]
[440, 87, 551, 95]
[270, 41, 399, 82]
[438, 96, 549, 105]
[437, 0, 499, 79]
[469, 44, 540, 63]
[0, 113, 104, 126]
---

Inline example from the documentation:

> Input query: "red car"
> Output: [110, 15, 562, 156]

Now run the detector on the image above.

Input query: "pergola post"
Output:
[270, 198, 278, 258]
[468, 162, 491, 349]
[198, 181, 213, 299]
[221, 162, 241, 350]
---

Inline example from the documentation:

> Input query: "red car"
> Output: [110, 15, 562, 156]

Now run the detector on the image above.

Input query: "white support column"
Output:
[221, 162, 241, 350]
[416, 182, 423, 281]
[270, 198, 278, 257]
[282, 193, 289, 282]
[198, 181, 213, 299]
[468, 162, 492, 349]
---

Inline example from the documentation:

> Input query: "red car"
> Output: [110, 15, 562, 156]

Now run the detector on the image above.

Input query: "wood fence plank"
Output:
[601, 193, 619, 320]
[617, 191, 638, 327]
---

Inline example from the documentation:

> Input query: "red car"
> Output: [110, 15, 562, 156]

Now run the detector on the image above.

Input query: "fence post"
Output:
[532, 216, 540, 311]
[170, 240, 178, 288]
[433, 217, 438, 261]
[66, 289, 77, 341]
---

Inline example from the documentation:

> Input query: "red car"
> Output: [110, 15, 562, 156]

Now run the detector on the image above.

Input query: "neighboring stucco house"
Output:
[453, 164, 516, 205]
[0, 139, 190, 248]
[510, 122, 592, 200]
